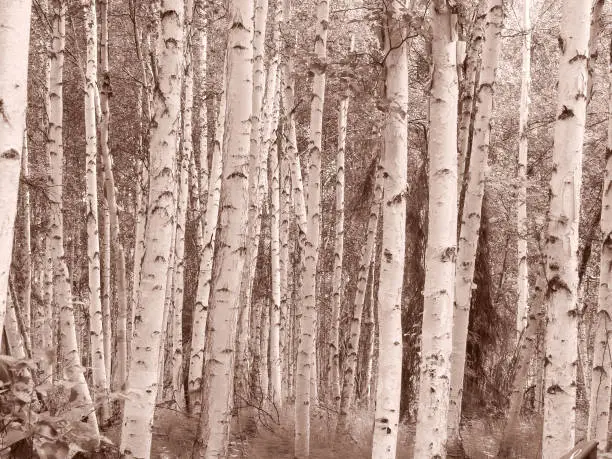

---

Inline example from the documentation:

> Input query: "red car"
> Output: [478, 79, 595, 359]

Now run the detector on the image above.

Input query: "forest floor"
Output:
[104, 405, 546, 458]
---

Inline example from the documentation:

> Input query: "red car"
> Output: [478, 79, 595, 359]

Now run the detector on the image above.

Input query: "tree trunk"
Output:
[541, 1, 590, 457]
[21, 131, 32, 347]
[5, 292, 27, 360]
[0, 0, 33, 338]
[102, 181, 112, 388]
[197, 0, 253, 454]
[515, 0, 531, 343]
[447, 2, 503, 454]
[100, 0, 128, 391]
[370, 2, 408, 457]
[279, 130, 291, 402]
[586, 31, 612, 455]
[457, 0, 486, 197]
[235, 0, 270, 402]
[329, 37, 354, 408]
[83, 0, 108, 418]
[338, 165, 382, 431]
[295, 0, 330, 455]
[414, 3, 458, 457]
[189, 81, 225, 414]
[47, 0, 98, 435]
[120, 1, 184, 455]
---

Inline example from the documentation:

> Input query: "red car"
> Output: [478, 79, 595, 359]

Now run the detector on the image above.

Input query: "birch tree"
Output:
[197, 0, 253, 453]
[448, 1, 503, 453]
[83, 0, 108, 414]
[370, 2, 408, 457]
[329, 37, 354, 407]
[100, 0, 129, 389]
[21, 131, 32, 345]
[0, 0, 33, 335]
[587, 34, 612, 453]
[338, 166, 382, 431]
[414, 2, 458, 457]
[120, 1, 184, 455]
[541, 0, 590, 456]
[47, 0, 99, 435]
[516, 0, 531, 339]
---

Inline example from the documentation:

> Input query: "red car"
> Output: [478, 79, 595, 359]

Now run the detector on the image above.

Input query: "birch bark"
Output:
[197, 0, 253, 453]
[120, 1, 184, 455]
[448, 1, 503, 452]
[0, 0, 33, 339]
[414, 3, 458, 457]
[371, 1, 408, 456]
[541, 0, 590, 456]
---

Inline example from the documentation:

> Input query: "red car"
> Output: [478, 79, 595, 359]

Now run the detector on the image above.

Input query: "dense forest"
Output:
[0, 0, 611, 457]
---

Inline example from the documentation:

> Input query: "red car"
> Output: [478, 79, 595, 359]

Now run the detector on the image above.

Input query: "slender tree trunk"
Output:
[21, 132, 32, 346]
[370, 3, 408, 457]
[457, 0, 486, 197]
[295, 0, 330, 455]
[197, 0, 253, 454]
[235, 0, 270, 400]
[516, 0, 531, 341]
[338, 166, 382, 431]
[447, 2, 503, 454]
[586, 30, 612, 455]
[120, 2, 184, 455]
[541, 1, 590, 457]
[586, 0, 605, 106]
[83, 0, 108, 417]
[363, 253, 377, 407]
[329, 37, 354, 407]
[261, 298, 270, 399]
[102, 186, 112, 386]
[189, 82, 225, 413]
[279, 131, 291, 401]
[47, 0, 98, 435]
[169, 0, 195, 410]
[100, 0, 128, 391]
[6, 293, 26, 360]
[0, 0, 33, 336]
[414, 3, 459, 457]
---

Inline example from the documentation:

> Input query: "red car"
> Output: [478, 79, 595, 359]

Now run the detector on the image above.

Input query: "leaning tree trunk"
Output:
[47, 0, 99, 435]
[414, 2, 458, 457]
[586, 31, 612, 454]
[447, 1, 503, 454]
[189, 77, 225, 413]
[83, 0, 109, 419]
[541, 0, 590, 457]
[370, 2, 408, 457]
[515, 0, 531, 340]
[338, 166, 382, 432]
[0, 0, 33, 336]
[295, 0, 330, 456]
[456, 0, 485, 196]
[119, 2, 184, 456]
[197, 0, 253, 454]
[329, 37, 354, 408]
[100, 0, 128, 390]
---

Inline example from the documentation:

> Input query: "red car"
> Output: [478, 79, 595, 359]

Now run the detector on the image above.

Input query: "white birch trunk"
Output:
[235, 0, 270, 395]
[197, 0, 253, 454]
[0, 0, 33, 336]
[414, 3, 458, 457]
[21, 132, 32, 346]
[261, 298, 270, 399]
[587, 34, 612, 450]
[295, 0, 330, 455]
[6, 293, 26, 360]
[120, 1, 184, 455]
[457, 0, 485, 196]
[83, 0, 108, 413]
[279, 134, 291, 401]
[541, 1, 590, 457]
[102, 198, 112, 384]
[329, 37, 353, 407]
[189, 82, 225, 413]
[516, 0, 531, 340]
[338, 167, 383, 431]
[100, 0, 128, 390]
[47, 0, 98, 435]
[447, 1, 503, 452]
[371, 3, 408, 457]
